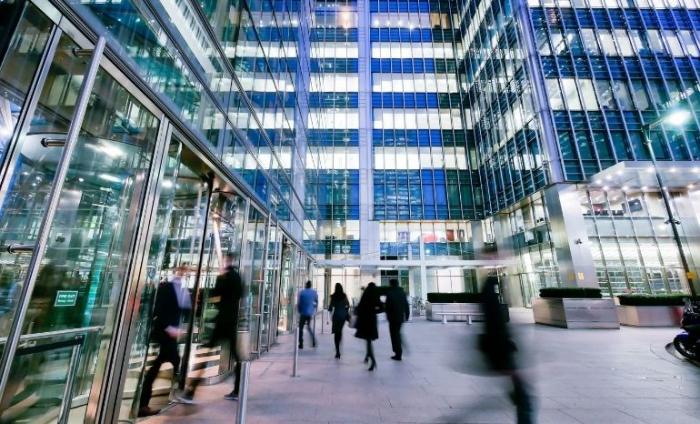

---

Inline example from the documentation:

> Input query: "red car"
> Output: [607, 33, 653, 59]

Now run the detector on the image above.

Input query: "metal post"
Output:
[643, 126, 698, 297]
[292, 327, 299, 377]
[236, 361, 250, 424]
[58, 336, 84, 424]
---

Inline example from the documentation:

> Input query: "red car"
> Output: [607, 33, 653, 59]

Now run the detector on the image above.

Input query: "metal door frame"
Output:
[94, 119, 173, 423]
[0, 32, 105, 405]
[0, 0, 168, 419]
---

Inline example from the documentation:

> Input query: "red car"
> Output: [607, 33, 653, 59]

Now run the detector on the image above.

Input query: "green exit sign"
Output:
[54, 290, 78, 307]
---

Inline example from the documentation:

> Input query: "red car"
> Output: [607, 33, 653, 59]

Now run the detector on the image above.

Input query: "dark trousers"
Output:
[388, 321, 403, 358]
[190, 335, 241, 395]
[298, 315, 315, 347]
[334, 331, 342, 355]
[140, 335, 180, 408]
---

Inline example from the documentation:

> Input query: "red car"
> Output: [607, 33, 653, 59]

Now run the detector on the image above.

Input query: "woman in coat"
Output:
[328, 283, 350, 358]
[354, 282, 382, 371]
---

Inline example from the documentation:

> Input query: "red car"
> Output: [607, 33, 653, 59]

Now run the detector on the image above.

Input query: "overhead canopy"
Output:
[588, 161, 700, 191]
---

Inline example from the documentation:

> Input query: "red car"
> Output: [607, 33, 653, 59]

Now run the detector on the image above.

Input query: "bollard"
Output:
[236, 361, 251, 424]
[321, 310, 325, 334]
[292, 326, 299, 377]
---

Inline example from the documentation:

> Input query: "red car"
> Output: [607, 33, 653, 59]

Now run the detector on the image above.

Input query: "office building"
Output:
[1, 0, 699, 420]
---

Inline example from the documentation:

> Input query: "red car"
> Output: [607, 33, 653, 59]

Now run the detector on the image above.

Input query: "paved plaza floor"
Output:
[143, 309, 700, 423]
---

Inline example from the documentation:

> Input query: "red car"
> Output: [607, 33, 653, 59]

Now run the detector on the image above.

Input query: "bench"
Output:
[434, 311, 484, 325]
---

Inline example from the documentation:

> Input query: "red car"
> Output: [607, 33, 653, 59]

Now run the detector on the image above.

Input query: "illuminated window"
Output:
[311, 42, 358, 58]
[310, 74, 359, 92]
[308, 109, 359, 129]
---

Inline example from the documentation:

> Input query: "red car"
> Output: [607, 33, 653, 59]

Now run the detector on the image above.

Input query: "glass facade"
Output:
[3, 0, 700, 419]
[458, 0, 700, 304]
[0, 0, 314, 421]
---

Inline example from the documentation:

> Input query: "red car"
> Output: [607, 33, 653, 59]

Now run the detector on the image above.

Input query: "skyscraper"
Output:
[306, 0, 700, 307]
[0, 0, 699, 419]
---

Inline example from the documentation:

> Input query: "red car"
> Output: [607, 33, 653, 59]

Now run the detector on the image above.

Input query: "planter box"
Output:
[426, 302, 509, 322]
[617, 305, 683, 327]
[533, 297, 619, 329]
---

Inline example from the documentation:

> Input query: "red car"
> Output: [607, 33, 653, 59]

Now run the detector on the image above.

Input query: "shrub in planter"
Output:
[539, 287, 602, 299]
[426, 292, 483, 303]
[617, 294, 687, 306]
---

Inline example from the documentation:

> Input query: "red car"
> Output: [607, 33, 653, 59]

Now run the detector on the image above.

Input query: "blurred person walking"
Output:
[384, 278, 410, 361]
[354, 282, 382, 371]
[298, 280, 318, 349]
[138, 264, 191, 417]
[180, 253, 244, 402]
[479, 275, 535, 424]
[328, 283, 350, 358]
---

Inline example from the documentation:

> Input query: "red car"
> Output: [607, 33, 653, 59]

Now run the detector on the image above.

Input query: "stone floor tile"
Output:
[142, 309, 699, 424]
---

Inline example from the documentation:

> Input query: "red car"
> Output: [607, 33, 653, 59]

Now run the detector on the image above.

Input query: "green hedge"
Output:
[618, 294, 687, 306]
[427, 292, 482, 303]
[539, 287, 602, 299]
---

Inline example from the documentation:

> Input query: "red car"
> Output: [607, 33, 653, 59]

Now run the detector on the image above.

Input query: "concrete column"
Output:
[419, 236, 428, 300]
[470, 220, 490, 285]
[493, 214, 523, 307]
[544, 184, 598, 288]
[675, 190, 700, 294]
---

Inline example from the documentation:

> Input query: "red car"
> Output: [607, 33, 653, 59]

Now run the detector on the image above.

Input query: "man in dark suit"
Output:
[384, 278, 410, 361]
[138, 264, 191, 417]
[182, 253, 243, 401]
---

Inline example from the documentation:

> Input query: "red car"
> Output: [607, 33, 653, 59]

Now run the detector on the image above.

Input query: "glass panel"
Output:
[185, 189, 246, 384]
[277, 241, 295, 333]
[0, 33, 87, 341]
[2, 67, 159, 422]
[117, 138, 182, 420]
[261, 224, 280, 350]
[241, 207, 267, 355]
[0, 2, 53, 164]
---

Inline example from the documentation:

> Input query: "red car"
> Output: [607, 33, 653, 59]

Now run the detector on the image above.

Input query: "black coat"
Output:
[151, 282, 184, 340]
[209, 266, 243, 343]
[328, 293, 350, 322]
[384, 286, 409, 323]
[480, 276, 515, 371]
[328, 293, 350, 334]
[354, 289, 383, 341]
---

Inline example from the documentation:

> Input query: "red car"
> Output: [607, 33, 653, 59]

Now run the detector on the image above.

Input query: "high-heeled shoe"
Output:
[364, 356, 369, 363]
[335, 353, 341, 359]
[368, 359, 376, 371]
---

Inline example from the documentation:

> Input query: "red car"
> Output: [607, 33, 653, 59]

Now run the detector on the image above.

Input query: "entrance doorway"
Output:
[0, 4, 162, 421]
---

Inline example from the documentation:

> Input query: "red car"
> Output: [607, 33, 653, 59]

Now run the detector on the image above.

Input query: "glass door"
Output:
[260, 224, 280, 351]
[115, 135, 211, 419]
[0, 13, 162, 421]
[240, 207, 267, 357]
[276, 239, 294, 334]
[182, 189, 246, 387]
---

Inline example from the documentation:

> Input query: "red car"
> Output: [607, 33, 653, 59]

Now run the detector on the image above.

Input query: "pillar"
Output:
[544, 184, 598, 288]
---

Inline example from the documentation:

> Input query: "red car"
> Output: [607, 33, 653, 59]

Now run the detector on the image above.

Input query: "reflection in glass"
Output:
[2, 67, 159, 422]
[0, 2, 53, 165]
[0, 33, 87, 340]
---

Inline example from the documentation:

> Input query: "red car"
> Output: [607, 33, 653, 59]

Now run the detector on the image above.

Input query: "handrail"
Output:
[16, 334, 84, 356]
[0, 325, 103, 345]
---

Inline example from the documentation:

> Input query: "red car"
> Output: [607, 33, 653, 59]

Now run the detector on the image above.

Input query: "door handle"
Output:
[6, 244, 35, 254]
[41, 137, 66, 147]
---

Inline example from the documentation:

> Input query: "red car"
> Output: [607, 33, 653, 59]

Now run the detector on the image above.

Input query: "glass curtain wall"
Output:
[0, 6, 161, 419]
[582, 187, 686, 296]
[368, 0, 480, 295]
[241, 206, 267, 356]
